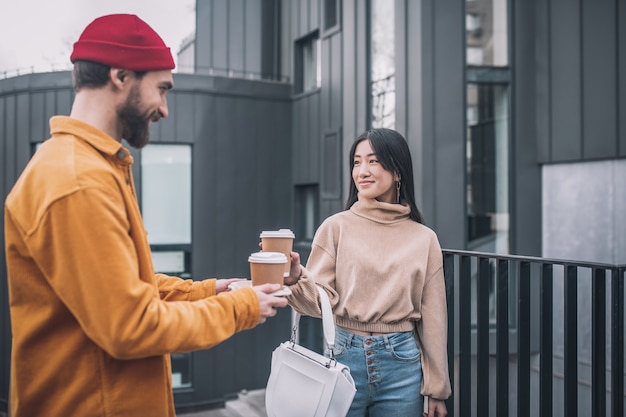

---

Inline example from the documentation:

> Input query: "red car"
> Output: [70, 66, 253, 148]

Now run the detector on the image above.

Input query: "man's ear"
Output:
[110, 68, 131, 89]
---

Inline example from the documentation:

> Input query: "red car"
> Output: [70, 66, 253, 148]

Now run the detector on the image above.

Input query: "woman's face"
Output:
[352, 140, 397, 203]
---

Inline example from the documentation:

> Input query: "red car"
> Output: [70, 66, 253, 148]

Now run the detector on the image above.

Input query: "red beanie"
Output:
[70, 14, 175, 71]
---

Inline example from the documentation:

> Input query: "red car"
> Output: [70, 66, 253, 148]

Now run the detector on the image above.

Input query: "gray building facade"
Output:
[1, 0, 625, 412]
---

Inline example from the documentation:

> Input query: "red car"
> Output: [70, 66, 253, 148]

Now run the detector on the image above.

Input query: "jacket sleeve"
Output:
[27, 183, 259, 360]
[155, 274, 216, 301]
[415, 236, 452, 400]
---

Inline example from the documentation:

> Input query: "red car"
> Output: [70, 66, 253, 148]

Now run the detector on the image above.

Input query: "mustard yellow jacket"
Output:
[4, 116, 260, 417]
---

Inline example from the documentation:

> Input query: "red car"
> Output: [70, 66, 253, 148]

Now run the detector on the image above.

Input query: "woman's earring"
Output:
[396, 180, 401, 203]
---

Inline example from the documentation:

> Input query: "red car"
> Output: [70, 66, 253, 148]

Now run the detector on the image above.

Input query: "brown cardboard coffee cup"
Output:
[260, 229, 295, 277]
[248, 251, 288, 286]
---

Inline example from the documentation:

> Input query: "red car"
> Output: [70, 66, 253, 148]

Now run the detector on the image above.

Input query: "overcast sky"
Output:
[0, 0, 196, 75]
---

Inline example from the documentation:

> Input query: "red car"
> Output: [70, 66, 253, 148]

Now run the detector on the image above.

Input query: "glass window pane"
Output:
[295, 34, 321, 94]
[466, 0, 508, 67]
[466, 83, 509, 254]
[370, 0, 395, 129]
[141, 145, 192, 245]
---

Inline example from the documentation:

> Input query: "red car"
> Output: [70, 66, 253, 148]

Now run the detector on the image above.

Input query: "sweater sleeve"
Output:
[286, 222, 340, 317]
[415, 237, 452, 400]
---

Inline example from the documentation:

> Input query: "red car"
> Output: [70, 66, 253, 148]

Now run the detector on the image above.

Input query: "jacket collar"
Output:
[49, 116, 133, 165]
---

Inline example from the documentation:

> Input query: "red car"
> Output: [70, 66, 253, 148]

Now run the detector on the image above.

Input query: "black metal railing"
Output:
[442, 249, 624, 417]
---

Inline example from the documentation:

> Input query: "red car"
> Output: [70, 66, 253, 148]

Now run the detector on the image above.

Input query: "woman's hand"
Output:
[424, 397, 447, 417]
[284, 251, 302, 286]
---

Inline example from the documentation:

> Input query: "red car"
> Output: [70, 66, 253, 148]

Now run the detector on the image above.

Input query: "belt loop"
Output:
[383, 334, 391, 349]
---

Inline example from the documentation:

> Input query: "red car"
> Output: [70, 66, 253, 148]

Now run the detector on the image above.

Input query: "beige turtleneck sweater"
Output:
[287, 196, 451, 400]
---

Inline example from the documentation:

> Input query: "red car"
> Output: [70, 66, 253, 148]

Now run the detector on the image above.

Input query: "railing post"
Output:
[517, 261, 531, 417]
[476, 257, 490, 416]
[540, 263, 553, 417]
[458, 255, 472, 414]
[496, 258, 509, 417]
[443, 253, 455, 417]
[612, 266, 624, 417]
[591, 267, 606, 417]
[564, 265, 578, 417]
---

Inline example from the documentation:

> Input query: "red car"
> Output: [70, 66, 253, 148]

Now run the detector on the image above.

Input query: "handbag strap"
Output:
[291, 285, 337, 357]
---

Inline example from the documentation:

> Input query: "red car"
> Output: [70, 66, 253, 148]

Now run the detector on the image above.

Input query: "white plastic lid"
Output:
[259, 229, 295, 239]
[248, 251, 288, 264]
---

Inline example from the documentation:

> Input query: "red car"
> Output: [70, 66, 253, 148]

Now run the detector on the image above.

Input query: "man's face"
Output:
[117, 70, 173, 149]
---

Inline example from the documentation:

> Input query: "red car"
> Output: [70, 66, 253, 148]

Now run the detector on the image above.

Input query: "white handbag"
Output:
[265, 285, 357, 417]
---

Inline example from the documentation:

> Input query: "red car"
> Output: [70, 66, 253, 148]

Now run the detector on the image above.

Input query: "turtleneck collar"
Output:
[349, 196, 411, 224]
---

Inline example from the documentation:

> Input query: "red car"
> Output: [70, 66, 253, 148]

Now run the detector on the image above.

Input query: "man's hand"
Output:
[215, 278, 246, 294]
[253, 283, 289, 324]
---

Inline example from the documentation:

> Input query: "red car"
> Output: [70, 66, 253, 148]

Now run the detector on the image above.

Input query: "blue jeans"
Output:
[331, 326, 423, 417]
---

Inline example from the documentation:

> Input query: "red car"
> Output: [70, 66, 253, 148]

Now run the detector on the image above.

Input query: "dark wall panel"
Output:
[550, 0, 582, 161]
[174, 91, 195, 143]
[582, 0, 617, 159]
[3, 96, 16, 185]
[16, 94, 31, 167]
[406, 0, 430, 220]
[539, 0, 623, 163]
[246, 0, 263, 76]
[329, 34, 342, 130]
[292, 99, 307, 183]
[30, 92, 45, 143]
[341, 0, 357, 148]
[536, 0, 551, 162]
[615, 0, 626, 157]
[192, 93, 218, 282]
[513, 0, 543, 256]
[310, 0, 320, 33]
[229, 0, 245, 74]
[280, 1, 293, 79]
[292, 0, 301, 38]
[195, 0, 212, 72]
[299, 0, 309, 36]
[430, 0, 466, 248]
[212, 0, 229, 71]
[320, 39, 330, 130]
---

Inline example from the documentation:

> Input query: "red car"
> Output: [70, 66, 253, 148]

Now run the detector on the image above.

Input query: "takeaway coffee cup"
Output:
[260, 229, 295, 276]
[248, 251, 288, 286]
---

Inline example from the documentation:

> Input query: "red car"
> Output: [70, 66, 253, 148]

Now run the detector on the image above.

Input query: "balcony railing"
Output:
[442, 249, 624, 417]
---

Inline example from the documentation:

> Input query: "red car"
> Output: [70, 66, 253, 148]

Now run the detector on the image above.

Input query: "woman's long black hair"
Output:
[345, 128, 424, 224]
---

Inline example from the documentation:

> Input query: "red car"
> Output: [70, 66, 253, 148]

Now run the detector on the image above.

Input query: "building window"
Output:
[369, 0, 395, 129]
[141, 143, 193, 390]
[465, 0, 510, 255]
[141, 144, 191, 245]
[323, 0, 341, 34]
[295, 32, 321, 94]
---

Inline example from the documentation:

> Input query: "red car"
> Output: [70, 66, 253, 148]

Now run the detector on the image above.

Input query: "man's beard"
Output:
[118, 85, 155, 149]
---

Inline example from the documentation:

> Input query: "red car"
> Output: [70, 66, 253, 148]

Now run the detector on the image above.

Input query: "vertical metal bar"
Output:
[563, 265, 578, 417]
[443, 253, 455, 417]
[459, 255, 472, 413]
[476, 257, 490, 416]
[591, 267, 606, 417]
[517, 261, 531, 417]
[496, 258, 509, 417]
[612, 266, 624, 417]
[540, 263, 553, 417]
